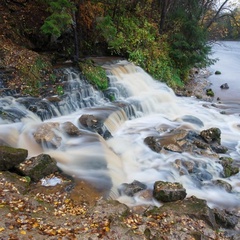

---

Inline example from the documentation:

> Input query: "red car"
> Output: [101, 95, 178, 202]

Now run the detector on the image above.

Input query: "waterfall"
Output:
[1, 60, 240, 209]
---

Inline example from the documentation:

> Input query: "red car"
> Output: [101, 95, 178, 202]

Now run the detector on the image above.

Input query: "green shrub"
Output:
[79, 61, 108, 90]
[41, 0, 75, 38]
[96, 15, 183, 88]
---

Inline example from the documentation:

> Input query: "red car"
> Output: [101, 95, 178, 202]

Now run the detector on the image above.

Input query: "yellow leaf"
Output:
[20, 230, 27, 235]
[32, 222, 39, 228]
[64, 199, 70, 204]
[0, 227, 5, 232]
[104, 226, 110, 232]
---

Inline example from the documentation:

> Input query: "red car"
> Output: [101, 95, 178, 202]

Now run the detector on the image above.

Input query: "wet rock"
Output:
[199, 128, 227, 154]
[211, 143, 228, 153]
[33, 122, 62, 148]
[0, 107, 26, 122]
[79, 114, 112, 139]
[193, 169, 213, 181]
[174, 159, 196, 176]
[119, 180, 147, 197]
[182, 160, 195, 173]
[173, 159, 189, 175]
[212, 179, 232, 192]
[220, 157, 239, 177]
[152, 129, 190, 153]
[79, 114, 103, 129]
[61, 121, 82, 136]
[153, 181, 187, 202]
[164, 143, 183, 153]
[147, 196, 217, 230]
[213, 209, 238, 228]
[144, 136, 162, 152]
[0, 146, 28, 170]
[193, 139, 210, 149]
[144, 128, 225, 157]
[220, 83, 229, 89]
[15, 154, 59, 182]
[137, 189, 153, 202]
[200, 127, 221, 144]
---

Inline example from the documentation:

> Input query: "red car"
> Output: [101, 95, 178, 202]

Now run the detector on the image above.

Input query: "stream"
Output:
[0, 42, 240, 210]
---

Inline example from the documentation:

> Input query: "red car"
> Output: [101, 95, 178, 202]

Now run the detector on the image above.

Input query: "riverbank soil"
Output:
[175, 68, 213, 101]
[0, 170, 233, 240]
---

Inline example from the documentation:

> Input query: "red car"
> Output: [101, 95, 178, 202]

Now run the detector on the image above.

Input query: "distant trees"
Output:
[40, 0, 237, 87]
[206, 2, 240, 39]
[156, 0, 220, 77]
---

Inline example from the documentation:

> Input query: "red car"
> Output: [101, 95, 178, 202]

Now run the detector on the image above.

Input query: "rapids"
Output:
[1, 57, 240, 210]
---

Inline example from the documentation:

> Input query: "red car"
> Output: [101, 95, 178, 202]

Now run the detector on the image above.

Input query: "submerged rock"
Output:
[33, 122, 62, 148]
[214, 209, 238, 229]
[119, 180, 147, 197]
[200, 127, 221, 144]
[212, 179, 232, 193]
[61, 121, 82, 136]
[144, 136, 162, 152]
[79, 114, 112, 139]
[220, 83, 229, 89]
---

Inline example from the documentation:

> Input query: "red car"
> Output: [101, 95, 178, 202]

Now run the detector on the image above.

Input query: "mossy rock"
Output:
[206, 88, 214, 97]
[220, 157, 239, 178]
[153, 181, 187, 202]
[16, 154, 58, 182]
[0, 146, 28, 170]
[215, 70, 221, 75]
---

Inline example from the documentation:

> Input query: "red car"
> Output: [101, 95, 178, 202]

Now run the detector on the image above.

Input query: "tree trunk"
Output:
[206, 0, 229, 29]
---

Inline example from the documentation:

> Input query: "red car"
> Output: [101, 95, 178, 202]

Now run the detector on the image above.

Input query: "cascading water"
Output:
[1, 58, 240, 210]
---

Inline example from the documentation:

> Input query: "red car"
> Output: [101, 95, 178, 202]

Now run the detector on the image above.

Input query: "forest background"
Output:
[0, 0, 240, 96]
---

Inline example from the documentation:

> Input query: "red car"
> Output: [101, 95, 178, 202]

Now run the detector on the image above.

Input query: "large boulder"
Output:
[153, 181, 187, 202]
[147, 196, 217, 230]
[0, 146, 28, 170]
[15, 154, 59, 182]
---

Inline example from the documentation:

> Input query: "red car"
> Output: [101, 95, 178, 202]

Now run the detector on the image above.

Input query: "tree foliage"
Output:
[39, 0, 234, 87]
[41, 0, 75, 39]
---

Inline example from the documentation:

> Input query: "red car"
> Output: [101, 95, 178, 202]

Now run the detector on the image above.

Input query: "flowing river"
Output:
[0, 42, 240, 210]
